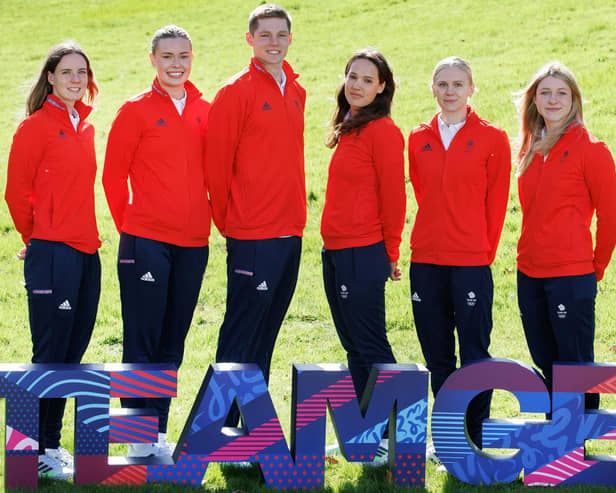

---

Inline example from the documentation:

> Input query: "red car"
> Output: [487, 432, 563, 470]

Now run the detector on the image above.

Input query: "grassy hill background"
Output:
[1, 0, 616, 491]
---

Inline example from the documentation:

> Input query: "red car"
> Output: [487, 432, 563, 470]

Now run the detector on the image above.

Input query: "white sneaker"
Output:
[157, 436, 176, 456]
[128, 440, 176, 458]
[426, 442, 441, 465]
[127, 443, 158, 458]
[367, 438, 389, 466]
[45, 447, 74, 468]
[325, 441, 340, 456]
[38, 450, 73, 480]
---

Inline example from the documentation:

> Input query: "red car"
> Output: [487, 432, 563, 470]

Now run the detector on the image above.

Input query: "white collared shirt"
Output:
[172, 91, 187, 115]
[438, 114, 466, 150]
[277, 70, 287, 95]
[69, 108, 80, 131]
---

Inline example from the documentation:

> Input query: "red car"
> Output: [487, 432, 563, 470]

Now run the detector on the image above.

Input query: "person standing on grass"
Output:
[321, 48, 405, 414]
[516, 62, 616, 413]
[103, 25, 210, 457]
[320, 48, 405, 464]
[408, 57, 511, 458]
[5, 42, 101, 480]
[205, 3, 305, 427]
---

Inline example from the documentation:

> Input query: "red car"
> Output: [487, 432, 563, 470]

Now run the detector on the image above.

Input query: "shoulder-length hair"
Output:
[326, 48, 395, 148]
[27, 41, 98, 116]
[516, 61, 583, 175]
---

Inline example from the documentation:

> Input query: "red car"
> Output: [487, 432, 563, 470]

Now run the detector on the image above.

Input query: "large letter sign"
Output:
[432, 359, 616, 487]
[151, 363, 428, 489]
[432, 359, 551, 484]
[3, 359, 616, 489]
[292, 363, 428, 487]
[524, 363, 616, 486]
[0, 363, 177, 489]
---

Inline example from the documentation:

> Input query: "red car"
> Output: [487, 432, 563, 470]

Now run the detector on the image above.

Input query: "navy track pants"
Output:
[322, 242, 395, 399]
[25, 239, 100, 451]
[410, 262, 493, 447]
[118, 233, 208, 432]
[216, 236, 301, 426]
[517, 270, 598, 410]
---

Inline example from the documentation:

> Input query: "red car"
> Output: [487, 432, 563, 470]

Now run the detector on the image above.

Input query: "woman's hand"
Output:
[389, 262, 402, 281]
[16, 246, 27, 260]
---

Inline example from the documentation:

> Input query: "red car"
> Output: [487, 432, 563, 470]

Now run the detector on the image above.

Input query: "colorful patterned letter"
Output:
[0, 363, 177, 489]
[524, 363, 616, 486]
[432, 359, 550, 484]
[293, 363, 429, 487]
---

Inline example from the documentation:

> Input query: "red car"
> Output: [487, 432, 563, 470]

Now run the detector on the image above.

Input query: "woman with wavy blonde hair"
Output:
[516, 61, 616, 412]
[517, 62, 583, 174]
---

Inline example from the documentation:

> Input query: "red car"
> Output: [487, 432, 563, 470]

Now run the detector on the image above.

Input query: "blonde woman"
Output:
[516, 62, 616, 411]
[408, 57, 511, 454]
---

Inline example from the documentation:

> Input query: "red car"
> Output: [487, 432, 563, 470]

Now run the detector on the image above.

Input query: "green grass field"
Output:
[2, 0, 616, 491]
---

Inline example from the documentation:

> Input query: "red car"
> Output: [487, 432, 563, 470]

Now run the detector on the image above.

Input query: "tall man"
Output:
[103, 25, 211, 456]
[205, 4, 306, 425]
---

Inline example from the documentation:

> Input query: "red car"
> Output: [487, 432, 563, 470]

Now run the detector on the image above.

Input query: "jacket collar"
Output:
[44, 94, 92, 122]
[151, 77, 202, 104]
[250, 57, 299, 82]
[428, 105, 478, 132]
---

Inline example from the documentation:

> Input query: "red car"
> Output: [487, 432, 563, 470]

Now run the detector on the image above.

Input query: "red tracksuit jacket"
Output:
[205, 58, 306, 240]
[5, 95, 100, 254]
[103, 79, 211, 247]
[517, 122, 616, 280]
[408, 107, 511, 266]
[320, 116, 406, 262]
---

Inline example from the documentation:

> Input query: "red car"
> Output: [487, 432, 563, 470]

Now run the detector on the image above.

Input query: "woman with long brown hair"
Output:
[5, 41, 101, 480]
[321, 49, 405, 463]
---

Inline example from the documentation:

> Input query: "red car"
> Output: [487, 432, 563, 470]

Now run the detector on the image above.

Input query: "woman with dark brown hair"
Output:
[5, 41, 101, 480]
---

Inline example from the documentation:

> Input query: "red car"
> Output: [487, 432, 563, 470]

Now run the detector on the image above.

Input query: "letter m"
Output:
[293, 363, 428, 488]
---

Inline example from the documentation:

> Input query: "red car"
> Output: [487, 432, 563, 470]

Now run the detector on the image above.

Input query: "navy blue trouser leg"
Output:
[411, 263, 493, 447]
[25, 240, 100, 451]
[322, 242, 395, 399]
[517, 271, 598, 410]
[119, 234, 208, 432]
[216, 236, 301, 426]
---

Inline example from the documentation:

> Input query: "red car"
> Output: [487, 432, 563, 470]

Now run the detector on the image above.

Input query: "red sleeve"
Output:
[4, 119, 45, 245]
[485, 129, 512, 264]
[585, 142, 616, 281]
[374, 122, 406, 262]
[102, 103, 141, 233]
[204, 84, 246, 236]
[408, 131, 422, 205]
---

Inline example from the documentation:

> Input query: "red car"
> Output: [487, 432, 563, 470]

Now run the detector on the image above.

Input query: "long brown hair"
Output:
[326, 48, 395, 148]
[516, 61, 583, 175]
[27, 41, 98, 116]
